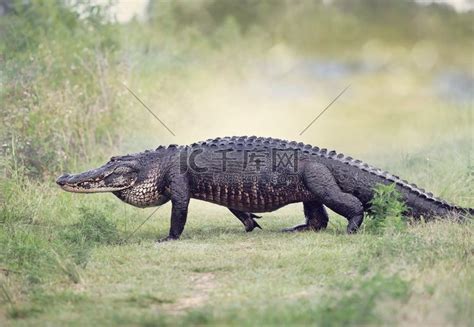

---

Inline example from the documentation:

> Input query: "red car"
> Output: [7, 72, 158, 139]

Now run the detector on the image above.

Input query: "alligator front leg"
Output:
[158, 174, 190, 242]
[228, 208, 262, 232]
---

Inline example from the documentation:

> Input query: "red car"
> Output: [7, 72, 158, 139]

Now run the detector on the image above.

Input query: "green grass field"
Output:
[1, 199, 473, 326]
[1, 1, 473, 326]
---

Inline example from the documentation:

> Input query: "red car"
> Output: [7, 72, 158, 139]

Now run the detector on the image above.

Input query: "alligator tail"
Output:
[456, 207, 474, 218]
[402, 186, 473, 220]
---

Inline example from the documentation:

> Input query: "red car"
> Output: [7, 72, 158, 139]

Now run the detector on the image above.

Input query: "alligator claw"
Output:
[245, 219, 262, 232]
[253, 220, 262, 230]
[250, 213, 262, 219]
[346, 225, 359, 234]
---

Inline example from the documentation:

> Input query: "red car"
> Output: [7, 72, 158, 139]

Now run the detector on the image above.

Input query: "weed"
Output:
[30, 289, 86, 307]
[364, 183, 407, 234]
[52, 250, 82, 284]
[60, 207, 119, 246]
[6, 304, 43, 319]
[59, 206, 120, 266]
[0, 279, 14, 305]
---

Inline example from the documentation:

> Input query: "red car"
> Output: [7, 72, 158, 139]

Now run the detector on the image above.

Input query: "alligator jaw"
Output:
[58, 183, 132, 193]
[56, 173, 134, 193]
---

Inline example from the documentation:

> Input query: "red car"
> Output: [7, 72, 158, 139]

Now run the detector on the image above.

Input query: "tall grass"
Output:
[0, 0, 127, 317]
[0, 0, 122, 180]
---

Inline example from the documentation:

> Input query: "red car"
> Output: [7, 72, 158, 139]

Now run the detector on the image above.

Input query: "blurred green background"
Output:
[1, 0, 473, 178]
[0, 0, 473, 325]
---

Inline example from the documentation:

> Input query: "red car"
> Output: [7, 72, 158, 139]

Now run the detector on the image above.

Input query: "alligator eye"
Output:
[113, 166, 133, 174]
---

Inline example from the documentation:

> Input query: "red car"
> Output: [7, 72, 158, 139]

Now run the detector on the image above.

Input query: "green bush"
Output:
[364, 183, 407, 234]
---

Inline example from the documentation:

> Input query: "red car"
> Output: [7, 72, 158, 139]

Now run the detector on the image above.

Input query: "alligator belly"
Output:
[190, 171, 316, 212]
[191, 189, 315, 213]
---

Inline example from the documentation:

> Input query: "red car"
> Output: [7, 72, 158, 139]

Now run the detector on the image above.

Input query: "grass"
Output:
[1, 206, 472, 326]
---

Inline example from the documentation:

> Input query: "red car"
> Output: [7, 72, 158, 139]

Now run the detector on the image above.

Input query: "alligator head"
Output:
[56, 152, 170, 207]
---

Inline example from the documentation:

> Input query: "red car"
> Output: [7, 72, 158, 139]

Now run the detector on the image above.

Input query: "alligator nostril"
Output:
[56, 174, 69, 186]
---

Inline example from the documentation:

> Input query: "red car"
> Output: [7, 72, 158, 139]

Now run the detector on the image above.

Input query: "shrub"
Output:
[364, 183, 407, 234]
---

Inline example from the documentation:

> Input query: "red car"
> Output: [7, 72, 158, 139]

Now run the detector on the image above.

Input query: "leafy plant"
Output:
[364, 183, 407, 234]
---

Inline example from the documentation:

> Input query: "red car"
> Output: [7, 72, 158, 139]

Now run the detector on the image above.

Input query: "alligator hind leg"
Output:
[283, 201, 328, 232]
[303, 163, 364, 233]
[229, 208, 262, 232]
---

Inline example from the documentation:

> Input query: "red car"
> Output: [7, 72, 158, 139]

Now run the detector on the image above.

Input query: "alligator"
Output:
[56, 136, 472, 241]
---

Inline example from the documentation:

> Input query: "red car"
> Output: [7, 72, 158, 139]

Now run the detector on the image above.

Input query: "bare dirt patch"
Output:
[162, 272, 217, 314]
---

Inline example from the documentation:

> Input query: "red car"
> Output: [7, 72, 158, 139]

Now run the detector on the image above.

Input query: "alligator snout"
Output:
[56, 174, 70, 186]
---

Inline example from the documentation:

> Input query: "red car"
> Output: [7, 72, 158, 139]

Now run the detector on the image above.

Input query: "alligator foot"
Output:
[244, 218, 262, 232]
[282, 224, 315, 232]
[156, 236, 178, 243]
[228, 208, 263, 232]
[281, 224, 326, 233]
[346, 215, 364, 234]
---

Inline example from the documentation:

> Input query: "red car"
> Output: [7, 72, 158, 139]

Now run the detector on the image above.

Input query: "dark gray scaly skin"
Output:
[57, 136, 473, 242]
